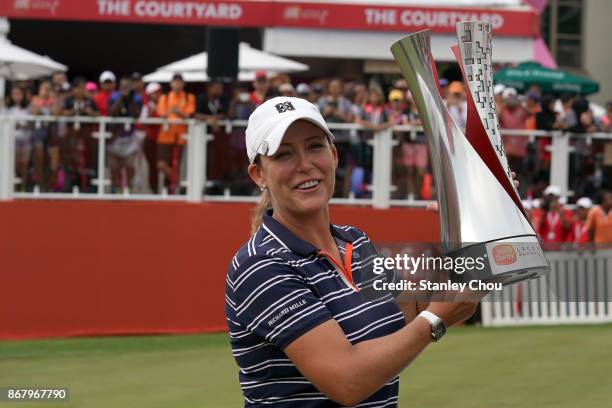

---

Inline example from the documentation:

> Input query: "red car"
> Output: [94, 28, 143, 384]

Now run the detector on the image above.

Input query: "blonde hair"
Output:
[251, 188, 272, 235]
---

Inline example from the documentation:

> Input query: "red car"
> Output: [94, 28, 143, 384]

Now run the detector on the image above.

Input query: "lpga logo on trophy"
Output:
[390, 21, 550, 285]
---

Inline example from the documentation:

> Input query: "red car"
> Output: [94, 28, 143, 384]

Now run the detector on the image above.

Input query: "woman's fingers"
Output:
[426, 202, 439, 212]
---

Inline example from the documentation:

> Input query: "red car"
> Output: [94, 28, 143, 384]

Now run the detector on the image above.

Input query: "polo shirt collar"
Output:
[262, 209, 355, 257]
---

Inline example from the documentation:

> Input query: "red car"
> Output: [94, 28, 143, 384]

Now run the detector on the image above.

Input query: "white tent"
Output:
[146, 42, 308, 81]
[0, 18, 67, 104]
[143, 70, 260, 83]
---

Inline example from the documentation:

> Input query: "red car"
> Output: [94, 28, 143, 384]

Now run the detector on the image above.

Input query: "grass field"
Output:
[1, 324, 611, 408]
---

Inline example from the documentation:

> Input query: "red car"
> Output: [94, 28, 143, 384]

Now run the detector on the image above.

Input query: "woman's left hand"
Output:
[426, 171, 520, 212]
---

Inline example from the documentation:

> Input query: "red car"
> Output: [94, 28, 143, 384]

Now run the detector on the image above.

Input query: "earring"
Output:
[260, 185, 267, 192]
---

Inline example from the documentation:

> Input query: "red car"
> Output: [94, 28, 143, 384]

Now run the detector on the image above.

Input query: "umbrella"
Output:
[155, 42, 309, 74]
[494, 61, 599, 95]
[0, 18, 67, 104]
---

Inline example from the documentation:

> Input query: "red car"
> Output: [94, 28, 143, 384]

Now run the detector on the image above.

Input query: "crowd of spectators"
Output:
[3, 69, 612, 215]
[528, 186, 612, 246]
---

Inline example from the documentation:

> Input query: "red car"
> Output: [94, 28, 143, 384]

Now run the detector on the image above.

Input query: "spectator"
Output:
[85, 81, 98, 98]
[569, 98, 599, 134]
[388, 89, 426, 201]
[557, 94, 577, 129]
[535, 94, 566, 182]
[318, 78, 353, 123]
[349, 83, 368, 117]
[499, 87, 530, 191]
[446, 81, 467, 129]
[319, 78, 354, 196]
[7, 86, 32, 191]
[537, 185, 572, 243]
[567, 197, 593, 244]
[601, 101, 612, 132]
[30, 80, 58, 191]
[438, 78, 449, 100]
[250, 70, 268, 106]
[51, 71, 69, 94]
[585, 190, 612, 243]
[524, 91, 541, 130]
[227, 86, 257, 194]
[141, 82, 163, 192]
[296, 83, 316, 104]
[278, 82, 296, 97]
[156, 74, 195, 193]
[94, 71, 116, 116]
[130, 72, 146, 104]
[353, 87, 392, 197]
[493, 84, 506, 111]
[62, 77, 99, 191]
[108, 76, 143, 192]
[194, 80, 228, 130]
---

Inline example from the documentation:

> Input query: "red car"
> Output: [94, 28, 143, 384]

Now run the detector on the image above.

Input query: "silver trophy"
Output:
[390, 22, 550, 285]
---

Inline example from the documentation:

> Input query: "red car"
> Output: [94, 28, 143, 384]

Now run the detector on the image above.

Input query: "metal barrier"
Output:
[1, 114, 611, 206]
[481, 248, 612, 326]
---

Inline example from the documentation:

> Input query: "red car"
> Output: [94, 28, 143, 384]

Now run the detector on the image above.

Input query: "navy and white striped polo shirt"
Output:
[226, 210, 405, 407]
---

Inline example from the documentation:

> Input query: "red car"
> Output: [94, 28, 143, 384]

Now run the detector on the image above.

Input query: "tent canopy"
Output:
[143, 71, 259, 83]
[0, 19, 66, 80]
[156, 42, 308, 74]
[494, 61, 599, 95]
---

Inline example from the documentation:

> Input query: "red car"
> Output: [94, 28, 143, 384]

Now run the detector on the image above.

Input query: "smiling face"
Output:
[248, 120, 338, 217]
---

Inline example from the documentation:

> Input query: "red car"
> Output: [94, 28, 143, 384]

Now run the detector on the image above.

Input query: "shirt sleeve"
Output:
[230, 255, 333, 350]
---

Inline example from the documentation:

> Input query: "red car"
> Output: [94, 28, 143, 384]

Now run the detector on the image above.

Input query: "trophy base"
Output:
[448, 235, 550, 287]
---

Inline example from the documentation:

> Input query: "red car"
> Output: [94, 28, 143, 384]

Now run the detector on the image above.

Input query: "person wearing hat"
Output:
[226, 96, 480, 407]
[94, 70, 116, 116]
[446, 81, 467, 129]
[537, 185, 572, 244]
[278, 82, 296, 97]
[139, 82, 163, 192]
[156, 74, 195, 193]
[585, 190, 612, 243]
[567, 197, 593, 244]
[251, 70, 269, 106]
[62, 77, 100, 191]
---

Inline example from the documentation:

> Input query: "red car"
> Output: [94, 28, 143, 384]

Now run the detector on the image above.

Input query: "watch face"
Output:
[432, 320, 446, 341]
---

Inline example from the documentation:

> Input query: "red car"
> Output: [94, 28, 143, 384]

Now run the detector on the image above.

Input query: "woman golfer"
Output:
[225, 96, 481, 407]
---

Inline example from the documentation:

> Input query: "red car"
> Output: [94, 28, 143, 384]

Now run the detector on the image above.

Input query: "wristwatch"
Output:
[418, 311, 446, 342]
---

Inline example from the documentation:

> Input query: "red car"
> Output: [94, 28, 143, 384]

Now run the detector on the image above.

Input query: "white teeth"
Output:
[298, 180, 319, 189]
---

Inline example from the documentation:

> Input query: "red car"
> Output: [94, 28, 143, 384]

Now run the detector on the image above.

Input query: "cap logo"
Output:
[275, 101, 295, 113]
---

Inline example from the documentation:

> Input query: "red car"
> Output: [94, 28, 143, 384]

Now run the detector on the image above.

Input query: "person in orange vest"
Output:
[585, 190, 612, 244]
[156, 74, 195, 193]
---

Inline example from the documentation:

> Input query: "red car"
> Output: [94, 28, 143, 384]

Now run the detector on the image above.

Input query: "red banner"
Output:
[0, 0, 539, 37]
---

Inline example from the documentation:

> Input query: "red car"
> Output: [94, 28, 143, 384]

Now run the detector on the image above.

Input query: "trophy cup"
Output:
[390, 22, 550, 285]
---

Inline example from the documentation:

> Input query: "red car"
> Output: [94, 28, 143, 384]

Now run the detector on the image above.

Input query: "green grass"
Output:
[1, 325, 611, 407]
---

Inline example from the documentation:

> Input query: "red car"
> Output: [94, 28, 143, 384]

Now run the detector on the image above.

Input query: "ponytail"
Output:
[251, 188, 272, 235]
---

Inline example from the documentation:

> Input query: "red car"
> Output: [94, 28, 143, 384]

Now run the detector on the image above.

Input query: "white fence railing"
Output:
[1, 114, 611, 206]
[481, 249, 612, 327]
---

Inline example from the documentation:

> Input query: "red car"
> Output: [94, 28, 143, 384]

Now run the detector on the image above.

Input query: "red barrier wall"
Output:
[0, 201, 438, 340]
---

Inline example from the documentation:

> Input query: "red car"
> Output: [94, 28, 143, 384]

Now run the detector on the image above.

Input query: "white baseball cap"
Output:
[493, 84, 506, 96]
[544, 185, 562, 196]
[245, 96, 334, 164]
[576, 197, 593, 209]
[145, 82, 162, 95]
[502, 87, 517, 99]
[99, 70, 116, 83]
